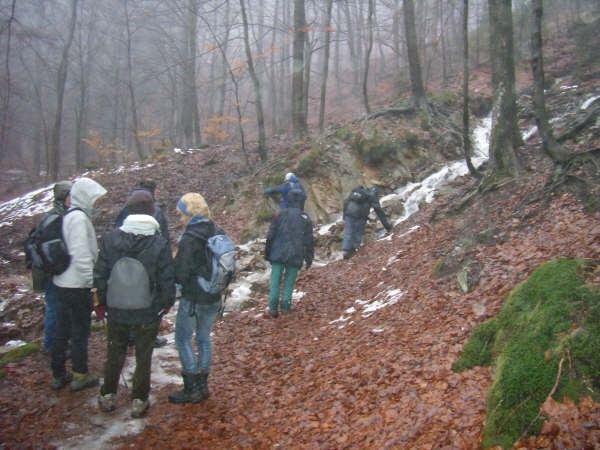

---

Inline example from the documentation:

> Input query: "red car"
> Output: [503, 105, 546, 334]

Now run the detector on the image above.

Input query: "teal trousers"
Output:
[268, 262, 300, 313]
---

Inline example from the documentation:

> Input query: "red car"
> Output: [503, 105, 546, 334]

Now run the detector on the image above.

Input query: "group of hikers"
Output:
[25, 171, 392, 418]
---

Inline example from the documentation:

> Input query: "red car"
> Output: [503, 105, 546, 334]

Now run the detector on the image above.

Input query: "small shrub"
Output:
[335, 126, 354, 141]
[354, 132, 398, 166]
[403, 130, 419, 149]
[296, 145, 322, 177]
[256, 207, 275, 224]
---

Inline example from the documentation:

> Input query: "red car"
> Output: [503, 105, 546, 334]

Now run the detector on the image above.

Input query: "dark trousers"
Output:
[51, 287, 93, 377]
[342, 216, 367, 252]
[101, 320, 160, 401]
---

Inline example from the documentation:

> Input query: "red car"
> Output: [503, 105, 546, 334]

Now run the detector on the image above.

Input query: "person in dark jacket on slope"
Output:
[169, 193, 225, 404]
[94, 190, 175, 418]
[342, 186, 392, 259]
[265, 189, 314, 318]
[115, 179, 170, 348]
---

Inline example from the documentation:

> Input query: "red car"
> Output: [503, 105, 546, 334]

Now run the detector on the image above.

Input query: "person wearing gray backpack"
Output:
[93, 190, 175, 418]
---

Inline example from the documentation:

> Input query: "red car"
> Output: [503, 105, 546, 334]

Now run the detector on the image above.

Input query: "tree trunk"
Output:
[403, 0, 427, 107]
[49, 0, 78, 180]
[318, 0, 334, 134]
[530, 0, 569, 162]
[240, 0, 267, 162]
[0, 0, 16, 166]
[124, 0, 144, 160]
[486, 0, 521, 181]
[181, 0, 200, 150]
[362, 0, 374, 115]
[463, 0, 481, 178]
[292, 0, 307, 136]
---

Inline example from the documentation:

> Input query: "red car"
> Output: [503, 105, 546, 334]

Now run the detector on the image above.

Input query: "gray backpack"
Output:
[107, 253, 152, 310]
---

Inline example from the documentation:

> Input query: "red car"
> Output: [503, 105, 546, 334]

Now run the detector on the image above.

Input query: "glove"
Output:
[94, 304, 107, 321]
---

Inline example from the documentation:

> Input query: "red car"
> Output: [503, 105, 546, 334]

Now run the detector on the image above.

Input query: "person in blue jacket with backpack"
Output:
[264, 172, 307, 210]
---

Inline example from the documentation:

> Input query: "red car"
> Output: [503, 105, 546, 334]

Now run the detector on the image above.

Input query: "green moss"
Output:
[353, 131, 398, 166]
[453, 319, 499, 372]
[454, 258, 600, 448]
[256, 207, 275, 224]
[0, 343, 40, 378]
[296, 145, 322, 177]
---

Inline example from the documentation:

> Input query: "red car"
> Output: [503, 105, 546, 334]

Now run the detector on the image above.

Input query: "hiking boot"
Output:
[264, 308, 278, 318]
[70, 372, 99, 392]
[50, 372, 73, 390]
[131, 398, 149, 418]
[98, 393, 116, 412]
[168, 372, 203, 404]
[196, 371, 209, 401]
[153, 337, 168, 348]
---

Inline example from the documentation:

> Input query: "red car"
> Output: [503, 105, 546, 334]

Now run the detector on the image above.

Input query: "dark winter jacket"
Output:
[265, 191, 314, 269]
[115, 188, 170, 245]
[94, 216, 175, 325]
[174, 216, 222, 305]
[264, 175, 307, 209]
[343, 186, 392, 231]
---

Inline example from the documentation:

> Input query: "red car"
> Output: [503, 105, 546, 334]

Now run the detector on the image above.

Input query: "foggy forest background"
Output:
[0, 0, 597, 188]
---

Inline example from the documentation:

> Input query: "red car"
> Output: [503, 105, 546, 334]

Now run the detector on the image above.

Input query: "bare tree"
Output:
[240, 0, 267, 162]
[463, 0, 481, 178]
[362, 0, 374, 115]
[403, 0, 427, 108]
[0, 0, 16, 165]
[318, 0, 334, 134]
[485, 0, 521, 183]
[49, 0, 78, 180]
[123, 0, 144, 159]
[530, 0, 569, 162]
[292, 0, 307, 136]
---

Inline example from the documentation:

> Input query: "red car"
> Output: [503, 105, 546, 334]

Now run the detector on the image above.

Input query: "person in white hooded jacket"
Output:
[50, 177, 107, 391]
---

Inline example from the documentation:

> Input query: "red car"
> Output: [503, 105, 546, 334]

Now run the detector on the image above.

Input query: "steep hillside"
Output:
[1, 23, 600, 449]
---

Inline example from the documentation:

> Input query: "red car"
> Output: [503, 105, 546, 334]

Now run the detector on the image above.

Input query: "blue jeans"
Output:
[51, 287, 93, 377]
[44, 280, 58, 350]
[175, 298, 220, 374]
[269, 262, 299, 312]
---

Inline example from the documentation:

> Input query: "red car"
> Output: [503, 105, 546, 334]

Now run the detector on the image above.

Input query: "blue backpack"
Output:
[197, 233, 237, 294]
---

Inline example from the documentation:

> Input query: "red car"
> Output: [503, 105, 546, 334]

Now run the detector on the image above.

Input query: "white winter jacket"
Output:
[53, 177, 107, 289]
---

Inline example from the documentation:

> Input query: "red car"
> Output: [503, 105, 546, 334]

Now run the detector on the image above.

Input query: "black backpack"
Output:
[24, 208, 80, 275]
[348, 187, 369, 204]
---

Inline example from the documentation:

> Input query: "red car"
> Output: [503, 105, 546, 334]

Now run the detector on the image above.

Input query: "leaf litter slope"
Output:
[119, 176, 600, 449]
[2, 156, 600, 449]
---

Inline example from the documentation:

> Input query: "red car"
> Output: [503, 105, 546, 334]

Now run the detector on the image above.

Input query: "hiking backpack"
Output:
[24, 208, 79, 275]
[106, 251, 153, 310]
[197, 233, 237, 295]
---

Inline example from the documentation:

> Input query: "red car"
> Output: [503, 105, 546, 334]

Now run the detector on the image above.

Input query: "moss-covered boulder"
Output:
[453, 258, 600, 448]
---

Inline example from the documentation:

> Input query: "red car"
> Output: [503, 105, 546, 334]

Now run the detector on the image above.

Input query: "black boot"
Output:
[196, 371, 209, 401]
[168, 372, 202, 404]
